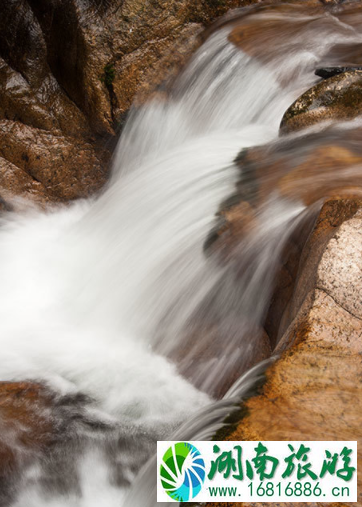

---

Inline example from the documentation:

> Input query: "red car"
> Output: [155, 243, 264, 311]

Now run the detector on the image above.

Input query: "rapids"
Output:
[0, 3, 361, 506]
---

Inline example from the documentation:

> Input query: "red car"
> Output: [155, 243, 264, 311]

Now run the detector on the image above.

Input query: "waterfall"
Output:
[0, 4, 361, 506]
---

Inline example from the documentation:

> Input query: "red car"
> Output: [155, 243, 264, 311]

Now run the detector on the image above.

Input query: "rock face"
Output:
[207, 198, 362, 507]
[280, 71, 362, 134]
[0, 0, 358, 208]
[0, 0, 259, 209]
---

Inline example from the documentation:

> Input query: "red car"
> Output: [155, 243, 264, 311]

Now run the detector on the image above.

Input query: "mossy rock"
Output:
[280, 70, 362, 134]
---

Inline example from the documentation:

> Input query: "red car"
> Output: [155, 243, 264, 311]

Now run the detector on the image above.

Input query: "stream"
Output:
[0, 3, 361, 506]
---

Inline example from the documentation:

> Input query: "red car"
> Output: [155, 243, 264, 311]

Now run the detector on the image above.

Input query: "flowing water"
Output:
[1, 3, 362, 506]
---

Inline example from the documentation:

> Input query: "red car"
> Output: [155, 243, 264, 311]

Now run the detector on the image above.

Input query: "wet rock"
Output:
[228, 5, 324, 64]
[277, 198, 362, 343]
[113, 23, 203, 116]
[0, 0, 268, 207]
[209, 201, 362, 507]
[0, 0, 109, 206]
[226, 1, 362, 95]
[93, 0, 263, 120]
[0, 381, 127, 504]
[277, 143, 362, 205]
[207, 126, 362, 349]
[226, 1, 354, 69]
[280, 71, 362, 134]
[316, 66, 362, 79]
[230, 127, 362, 208]
[320, 0, 350, 4]
[205, 200, 258, 259]
[0, 0, 261, 135]
[0, 121, 106, 201]
[207, 200, 362, 507]
[172, 322, 272, 398]
[318, 41, 362, 71]
[1, 0, 360, 207]
[0, 382, 55, 504]
[0, 382, 54, 448]
[0, 157, 53, 210]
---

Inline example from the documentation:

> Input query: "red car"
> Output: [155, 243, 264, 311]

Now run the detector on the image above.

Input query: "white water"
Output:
[0, 6, 361, 507]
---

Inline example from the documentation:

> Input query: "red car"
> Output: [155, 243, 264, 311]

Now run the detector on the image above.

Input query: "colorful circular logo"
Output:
[160, 442, 206, 502]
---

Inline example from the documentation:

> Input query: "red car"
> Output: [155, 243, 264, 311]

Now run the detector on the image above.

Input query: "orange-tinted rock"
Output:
[207, 199, 362, 507]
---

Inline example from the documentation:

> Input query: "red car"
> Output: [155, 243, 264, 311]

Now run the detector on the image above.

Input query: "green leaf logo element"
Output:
[160, 442, 206, 502]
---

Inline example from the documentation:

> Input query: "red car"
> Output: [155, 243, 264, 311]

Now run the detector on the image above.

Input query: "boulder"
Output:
[280, 71, 362, 134]
[229, 127, 362, 209]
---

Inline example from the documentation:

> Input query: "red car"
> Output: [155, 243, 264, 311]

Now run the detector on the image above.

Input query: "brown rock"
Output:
[1, 0, 256, 207]
[206, 124, 362, 347]
[207, 199, 362, 507]
[225, 0, 355, 65]
[1, 0, 360, 206]
[0, 0, 109, 206]
[232, 127, 362, 208]
[280, 71, 362, 134]
[206, 200, 258, 259]
[0, 382, 55, 504]
[0, 121, 106, 201]
[277, 144, 362, 205]
[113, 23, 203, 116]
[278, 198, 362, 342]
[225, 0, 362, 97]
[0, 382, 54, 449]
[172, 323, 272, 398]
[229, 7, 322, 62]
[0, 157, 53, 210]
